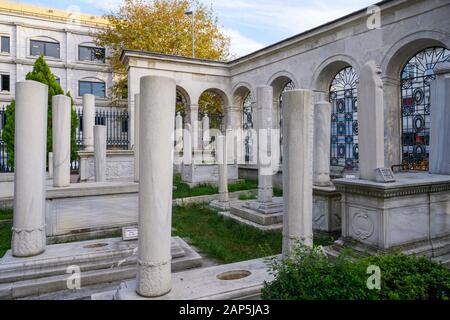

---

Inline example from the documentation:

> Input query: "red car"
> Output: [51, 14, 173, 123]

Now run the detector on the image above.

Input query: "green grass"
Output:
[0, 209, 13, 221]
[172, 174, 257, 199]
[0, 221, 12, 257]
[238, 193, 257, 201]
[172, 204, 336, 264]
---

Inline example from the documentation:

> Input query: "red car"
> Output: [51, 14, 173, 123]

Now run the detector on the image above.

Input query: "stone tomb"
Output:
[333, 172, 450, 258]
[0, 236, 201, 300]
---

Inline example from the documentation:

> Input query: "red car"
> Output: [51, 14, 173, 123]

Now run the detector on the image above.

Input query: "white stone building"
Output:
[0, 1, 113, 110]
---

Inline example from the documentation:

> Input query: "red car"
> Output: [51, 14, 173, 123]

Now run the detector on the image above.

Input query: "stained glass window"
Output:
[401, 47, 450, 171]
[329, 67, 359, 170]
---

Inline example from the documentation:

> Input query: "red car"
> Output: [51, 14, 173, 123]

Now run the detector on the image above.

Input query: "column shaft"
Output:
[52, 95, 71, 187]
[94, 125, 107, 182]
[313, 100, 331, 186]
[12, 80, 48, 257]
[82, 94, 95, 152]
[134, 94, 140, 182]
[282, 89, 314, 257]
[136, 75, 176, 297]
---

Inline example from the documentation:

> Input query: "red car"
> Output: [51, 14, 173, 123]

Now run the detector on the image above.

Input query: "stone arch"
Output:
[198, 88, 229, 132]
[382, 31, 450, 80]
[380, 31, 450, 168]
[231, 82, 254, 107]
[267, 71, 299, 98]
[311, 54, 360, 93]
[176, 85, 191, 119]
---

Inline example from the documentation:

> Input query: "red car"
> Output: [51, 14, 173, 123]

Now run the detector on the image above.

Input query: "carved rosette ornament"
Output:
[12, 225, 46, 257]
[351, 212, 374, 240]
[136, 259, 172, 297]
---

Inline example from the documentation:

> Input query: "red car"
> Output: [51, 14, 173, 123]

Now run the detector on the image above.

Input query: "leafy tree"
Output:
[2, 55, 78, 168]
[95, 0, 231, 105]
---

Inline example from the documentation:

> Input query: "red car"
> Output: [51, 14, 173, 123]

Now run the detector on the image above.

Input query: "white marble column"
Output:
[313, 100, 332, 186]
[52, 95, 71, 187]
[189, 104, 199, 150]
[128, 97, 135, 150]
[12, 80, 48, 257]
[136, 75, 175, 297]
[218, 135, 229, 203]
[175, 112, 183, 150]
[94, 125, 106, 182]
[358, 61, 385, 181]
[134, 94, 140, 182]
[183, 123, 192, 165]
[430, 62, 450, 175]
[48, 152, 53, 179]
[257, 86, 274, 203]
[202, 113, 210, 149]
[282, 89, 314, 257]
[82, 93, 95, 152]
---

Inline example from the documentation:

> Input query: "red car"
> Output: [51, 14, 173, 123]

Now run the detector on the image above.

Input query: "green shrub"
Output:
[2, 55, 78, 168]
[262, 245, 450, 300]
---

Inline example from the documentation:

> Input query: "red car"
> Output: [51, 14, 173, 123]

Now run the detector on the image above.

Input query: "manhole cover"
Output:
[216, 270, 251, 281]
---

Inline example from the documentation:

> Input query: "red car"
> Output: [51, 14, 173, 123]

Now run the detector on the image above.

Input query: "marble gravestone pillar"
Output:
[209, 135, 230, 211]
[183, 123, 192, 165]
[48, 152, 53, 179]
[313, 99, 332, 186]
[358, 61, 385, 181]
[282, 89, 314, 257]
[82, 93, 95, 152]
[202, 113, 210, 149]
[12, 80, 48, 257]
[94, 125, 107, 182]
[175, 112, 183, 150]
[257, 86, 274, 203]
[430, 62, 450, 175]
[134, 94, 140, 182]
[128, 96, 135, 150]
[136, 75, 176, 297]
[52, 95, 71, 187]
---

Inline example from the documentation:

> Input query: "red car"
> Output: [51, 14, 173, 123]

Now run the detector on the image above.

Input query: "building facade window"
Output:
[79, 80, 105, 98]
[30, 40, 60, 58]
[329, 66, 359, 170]
[0, 74, 10, 92]
[400, 46, 450, 171]
[1, 36, 10, 54]
[78, 45, 105, 63]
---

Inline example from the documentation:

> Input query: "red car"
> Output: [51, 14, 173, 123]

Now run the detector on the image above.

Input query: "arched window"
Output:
[329, 67, 358, 170]
[279, 81, 295, 163]
[401, 47, 450, 171]
[242, 92, 254, 162]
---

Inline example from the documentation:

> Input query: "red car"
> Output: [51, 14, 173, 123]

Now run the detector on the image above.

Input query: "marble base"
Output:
[243, 198, 284, 214]
[333, 172, 450, 256]
[0, 237, 201, 299]
[181, 163, 238, 186]
[94, 257, 276, 300]
[209, 199, 230, 211]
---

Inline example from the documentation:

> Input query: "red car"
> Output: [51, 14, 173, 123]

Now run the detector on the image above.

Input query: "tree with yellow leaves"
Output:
[95, 0, 231, 106]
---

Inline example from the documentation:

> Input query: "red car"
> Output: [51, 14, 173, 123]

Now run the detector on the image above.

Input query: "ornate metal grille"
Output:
[401, 47, 450, 171]
[242, 92, 254, 162]
[329, 67, 359, 170]
[279, 81, 295, 163]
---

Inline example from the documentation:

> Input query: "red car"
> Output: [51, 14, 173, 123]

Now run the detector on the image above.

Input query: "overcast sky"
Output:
[14, 0, 378, 57]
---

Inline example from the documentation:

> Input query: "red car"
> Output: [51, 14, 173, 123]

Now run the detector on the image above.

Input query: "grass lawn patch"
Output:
[172, 174, 257, 199]
[0, 209, 13, 221]
[0, 221, 12, 257]
[172, 204, 336, 264]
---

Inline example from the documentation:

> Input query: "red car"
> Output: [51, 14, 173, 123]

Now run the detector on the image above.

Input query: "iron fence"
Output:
[0, 106, 129, 173]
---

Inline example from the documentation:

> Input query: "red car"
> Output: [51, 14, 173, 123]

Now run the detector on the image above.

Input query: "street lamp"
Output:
[185, 10, 195, 58]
